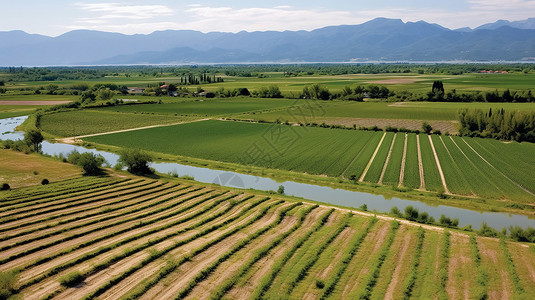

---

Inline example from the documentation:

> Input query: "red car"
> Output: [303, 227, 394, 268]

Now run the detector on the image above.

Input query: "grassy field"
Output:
[0, 149, 82, 188]
[6, 72, 535, 94]
[39, 110, 194, 137]
[0, 175, 533, 299]
[84, 120, 535, 203]
[93, 97, 299, 117]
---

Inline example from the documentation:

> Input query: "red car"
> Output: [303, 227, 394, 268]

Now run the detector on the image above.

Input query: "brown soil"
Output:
[139, 201, 285, 300]
[319, 117, 459, 134]
[341, 221, 390, 298]
[477, 238, 513, 300]
[16, 188, 218, 285]
[378, 133, 397, 185]
[384, 230, 412, 300]
[186, 207, 300, 299]
[398, 133, 408, 187]
[359, 132, 386, 182]
[446, 235, 472, 300]
[417, 135, 425, 190]
[427, 135, 451, 195]
[28, 194, 250, 299]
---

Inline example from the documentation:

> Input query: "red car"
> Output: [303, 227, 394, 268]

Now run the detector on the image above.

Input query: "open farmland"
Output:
[39, 110, 196, 137]
[93, 98, 299, 117]
[1, 175, 534, 299]
[84, 120, 535, 203]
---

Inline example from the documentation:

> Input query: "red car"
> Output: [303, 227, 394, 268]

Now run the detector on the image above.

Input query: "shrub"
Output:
[478, 222, 499, 237]
[277, 185, 285, 195]
[404, 205, 419, 221]
[119, 149, 154, 175]
[41, 179, 49, 185]
[0, 183, 10, 191]
[58, 271, 84, 287]
[315, 279, 325, 289]
[67, 150, 105, 175]
[0, 271, 18, 300]
[422, 122, 433, 134]
[390, 206, 402, 217]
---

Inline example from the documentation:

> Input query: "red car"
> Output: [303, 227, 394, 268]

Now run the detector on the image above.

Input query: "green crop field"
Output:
[39, 110, 193, 137]
[1, 175, 533, 299]
[92, 97, 298, 117]
[83, 120, 535, 202]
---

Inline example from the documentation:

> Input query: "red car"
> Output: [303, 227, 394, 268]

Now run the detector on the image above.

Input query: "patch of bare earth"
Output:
[446, 235, 472, 300]
[383, 230, 412, 300]
[185, 210, 300, 299]
[225, 207, 327, 299]
[139, 202, 287, 300]
[318, 117, 459, 134]
[477, 237, 513, 300]
[341, 221, 390, 298]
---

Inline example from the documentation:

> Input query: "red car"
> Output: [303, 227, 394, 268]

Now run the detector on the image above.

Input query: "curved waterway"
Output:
[2, 116, 534, 230]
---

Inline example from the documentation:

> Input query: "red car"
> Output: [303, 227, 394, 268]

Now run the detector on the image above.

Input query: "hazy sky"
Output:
[1, 0, 534, 36]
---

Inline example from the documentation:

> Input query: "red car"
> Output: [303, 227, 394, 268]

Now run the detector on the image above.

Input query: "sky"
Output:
[0, 0, 534, 36]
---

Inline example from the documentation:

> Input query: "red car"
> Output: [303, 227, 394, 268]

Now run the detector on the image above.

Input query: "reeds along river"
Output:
[1, 115, 535, 230]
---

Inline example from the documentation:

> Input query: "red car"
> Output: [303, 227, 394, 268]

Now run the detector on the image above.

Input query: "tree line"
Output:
[458, 108, 535, 143]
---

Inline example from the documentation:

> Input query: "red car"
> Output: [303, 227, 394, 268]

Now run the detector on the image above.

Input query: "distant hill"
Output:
[1, 17, 535, 66]
[476, 18, 535, 30]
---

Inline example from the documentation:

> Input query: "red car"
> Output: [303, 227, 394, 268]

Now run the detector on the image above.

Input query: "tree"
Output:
[432, 81, 444, 94]
[119, 149, 154, 175]
[96, 88, 114, 101]
[67, 151, 105, 175]
[24, 129, 44, 152]
[422, 122, 433, 134]
[80, 90, 96, 102]
[1, 183, 10, 191]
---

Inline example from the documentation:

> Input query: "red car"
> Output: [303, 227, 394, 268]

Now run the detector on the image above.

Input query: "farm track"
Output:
[378, 132, 397, 185]
[1, 176, 533, 300]
[427, 135, 451, 195]
[398, 133, 408, 187]
[416, 134, 425, 190]
[359, 132, 387, 182]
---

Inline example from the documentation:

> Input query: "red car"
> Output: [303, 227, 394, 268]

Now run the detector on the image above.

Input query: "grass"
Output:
[364, 132, 395, 183]
[39, 110, 191, 137]
[93, 97, 298, 117]
[0, 149, 82, 188]
[381, 132, 405, 186]
[418, 135, 443, 192]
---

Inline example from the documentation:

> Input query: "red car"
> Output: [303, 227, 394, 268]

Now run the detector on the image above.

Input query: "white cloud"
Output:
[181, 5, 358, 32]
[75, 2, 174, 20]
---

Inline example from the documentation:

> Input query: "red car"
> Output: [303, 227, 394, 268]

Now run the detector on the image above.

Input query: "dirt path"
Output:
[446, 235, 472, 300]
[416, 135, 425, 190]
[478, 238, 513, 300]
[0, 100, 71, 105]
[427, 135, 451, 195]
[359, 131, 387, 182]
[384, 232, 412, 300]
[56, 118, 210, 144]
[398, 133, 408, 187]
[378, 133, 397, 185]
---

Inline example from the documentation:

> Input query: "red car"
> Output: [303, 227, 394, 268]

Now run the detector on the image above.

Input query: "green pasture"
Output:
[4, 72, 535, 95]
[39, 110, 189, 137]
[238, 101, 535, 122]
[92, 97, 298, 117]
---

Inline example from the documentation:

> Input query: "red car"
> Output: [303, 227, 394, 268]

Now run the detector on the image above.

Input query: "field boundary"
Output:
[378, 133, 397, 185]
[398, 133, 408, 187]
[416, 135, 425, 190]
[57, 118, 210, 144]
[428, 135, 451, 195]
[359, 132, 387, 182]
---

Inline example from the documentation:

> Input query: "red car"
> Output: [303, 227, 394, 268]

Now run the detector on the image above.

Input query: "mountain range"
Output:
[1, 18, 534, 66]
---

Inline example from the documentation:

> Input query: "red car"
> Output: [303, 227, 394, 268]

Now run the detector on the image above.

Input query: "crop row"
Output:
[2, 177, 534, 299]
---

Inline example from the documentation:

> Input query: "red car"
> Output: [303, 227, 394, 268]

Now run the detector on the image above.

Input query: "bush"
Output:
[404, 205, 419, 221]
[422, 122, 433, 134]
[478, 222, 499, 237]
[277, 185, 285, 195]
[0, 183, 10, 191]
[0, 271, 18, 300]
[315, 279, 325, 289]
[41, 179, 49, 185]
[119, 149, 154, 175]
[390, 206, 402, 217]
[67, 150, 105, 175]
[58, 271, 84, 287]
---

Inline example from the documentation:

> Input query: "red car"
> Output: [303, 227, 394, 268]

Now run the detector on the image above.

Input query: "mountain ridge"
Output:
[1, 17, 534, 66]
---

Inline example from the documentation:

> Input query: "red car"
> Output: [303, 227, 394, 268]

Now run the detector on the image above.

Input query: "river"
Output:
[2, 116, 534, 230]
